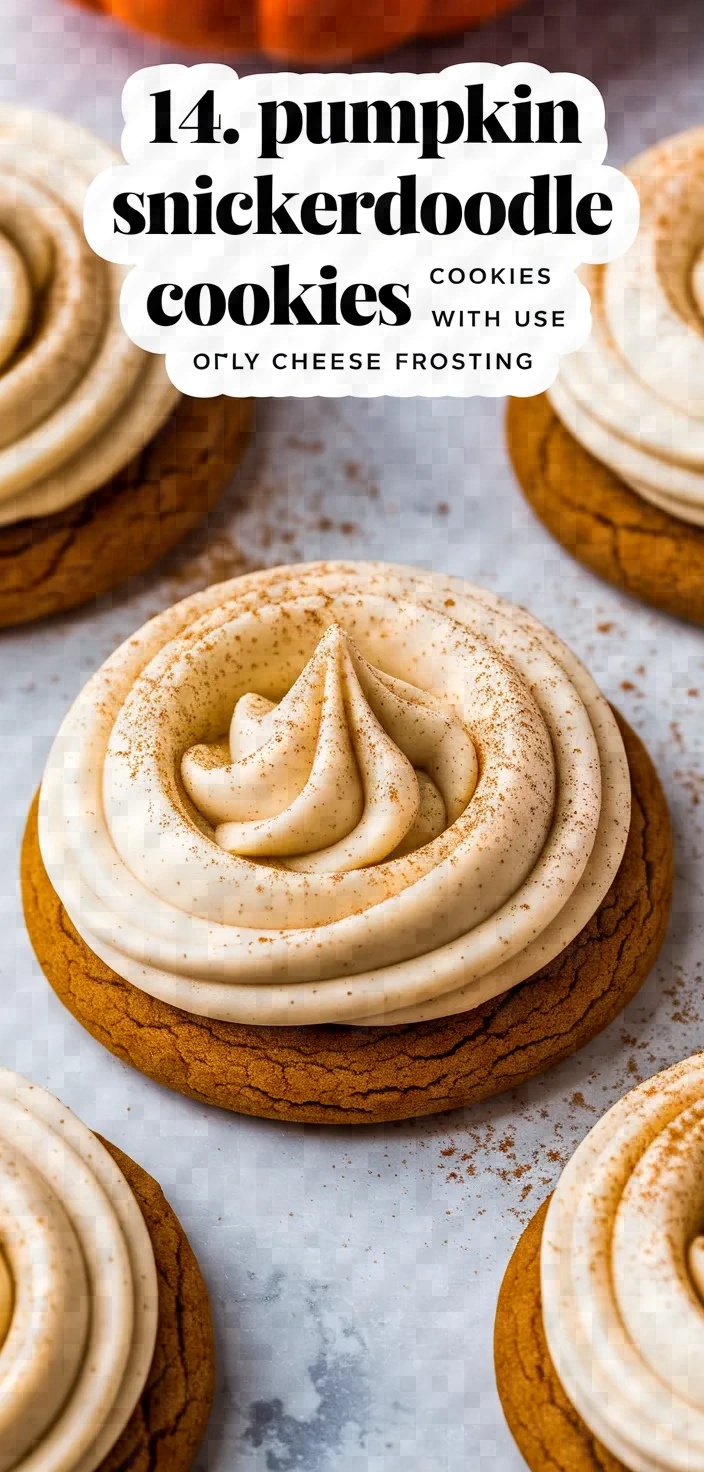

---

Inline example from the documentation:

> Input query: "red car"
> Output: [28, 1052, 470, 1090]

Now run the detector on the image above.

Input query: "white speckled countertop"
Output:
[1, 0, 704, 1466]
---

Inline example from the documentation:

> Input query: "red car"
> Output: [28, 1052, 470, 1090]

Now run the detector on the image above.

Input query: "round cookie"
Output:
[494, 1196, 626, 1472]
[0, 396, 253, 629]
[22, 709, 673, 1126]
[94, 1137, 214, 1472]
[507, 393, 704, 626]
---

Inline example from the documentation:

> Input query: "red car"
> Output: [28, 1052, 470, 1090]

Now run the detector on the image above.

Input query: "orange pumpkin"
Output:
[74, 0, 523, 63]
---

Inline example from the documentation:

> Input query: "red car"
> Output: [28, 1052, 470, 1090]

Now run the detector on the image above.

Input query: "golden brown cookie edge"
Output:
[494, 1195, 627, 1472]
[507, 393, 704, 626]
[0, 395, 253, 629]
[21, 709, 672, 1126]
[93, 1135, 214, 1472]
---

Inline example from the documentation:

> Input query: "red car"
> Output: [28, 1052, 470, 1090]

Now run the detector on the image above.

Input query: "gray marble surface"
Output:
[2, 0, 704, 1467]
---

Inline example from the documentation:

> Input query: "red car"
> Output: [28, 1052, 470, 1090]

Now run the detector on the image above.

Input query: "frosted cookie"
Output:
[508, 126, 704, 623]
[0, 104, 252, 627]
[495, 1052, 704, 1472]
[23, 560, 672, 1123]
[0, 1068, 213, 1470]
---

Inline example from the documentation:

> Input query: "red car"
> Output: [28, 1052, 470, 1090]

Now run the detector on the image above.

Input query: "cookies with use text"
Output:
[24, 561, 672, 1124]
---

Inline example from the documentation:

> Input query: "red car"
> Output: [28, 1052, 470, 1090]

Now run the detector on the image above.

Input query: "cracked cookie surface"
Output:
[0, 396, 253, 628]
[95, 1137, 214, 1472]
[21, 711, 672, 1126]
[494, 1197, 626, 1472]
[507, 394, 704, 625]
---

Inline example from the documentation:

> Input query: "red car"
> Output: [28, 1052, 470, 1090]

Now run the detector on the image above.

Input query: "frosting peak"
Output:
[181, 623, 477, 872]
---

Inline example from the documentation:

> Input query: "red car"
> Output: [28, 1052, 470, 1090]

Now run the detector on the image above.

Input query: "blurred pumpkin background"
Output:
[73, 0, 525, 65]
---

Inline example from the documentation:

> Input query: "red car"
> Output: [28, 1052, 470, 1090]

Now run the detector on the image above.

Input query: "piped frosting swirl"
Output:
[549, 126, 704, 525]
[182, 622, 477, 871]
[0, 1069, 157, 1472]
[542, 1053, 704, 1472]
[0, 104, 179, 527]
[39, 561, 631, 1026]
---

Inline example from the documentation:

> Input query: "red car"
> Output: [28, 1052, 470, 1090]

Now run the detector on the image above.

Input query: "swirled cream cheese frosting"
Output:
[0, 1068, 157, 1472]
[39, 561, 631, 1027]
[542, 1053, 704, 1472]
[549, 126, 704, 525]
[0, 104, 179, 528]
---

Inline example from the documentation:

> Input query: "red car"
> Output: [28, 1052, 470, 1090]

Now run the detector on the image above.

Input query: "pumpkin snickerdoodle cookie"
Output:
[0, 1068, 213, 1471]
[0, 104, 252, 627]
[23, 561, 672, 1125]
[508, 126, 704, 624]
[495, 1054, 704, 1472]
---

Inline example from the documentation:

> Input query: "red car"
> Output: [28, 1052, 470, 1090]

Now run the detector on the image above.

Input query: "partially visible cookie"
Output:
[0, 1066, 213, 1471]
[496, 1050, 704, 1471]
[97, 1138, 215, 1472]
[0, 104, 254, 626]
[494, 1198, 626, 1472]
[22, 709, 672, 1126]
[507, 393, 704, 625]
[0, 396, 253, 628]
